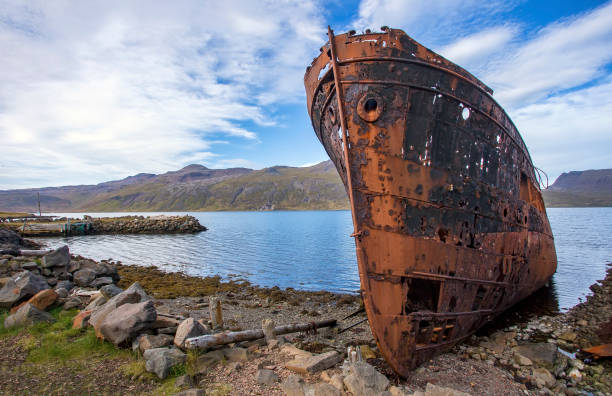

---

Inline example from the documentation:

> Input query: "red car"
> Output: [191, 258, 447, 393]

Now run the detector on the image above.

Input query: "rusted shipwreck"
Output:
[304, 27, 557, 376]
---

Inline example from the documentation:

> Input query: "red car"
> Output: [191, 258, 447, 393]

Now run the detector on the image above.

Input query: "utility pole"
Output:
[37, 192, 41, 216]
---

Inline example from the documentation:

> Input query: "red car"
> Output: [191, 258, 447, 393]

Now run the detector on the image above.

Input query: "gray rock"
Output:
[0, 271, 49, 308]
[194, 350, 224, 373]
[41, 245, 70, 268]
[513, 343, 557, 368]
[312, 383, 342, 396]
[143, 347, 186, 379]
[281, 374, 307, 396]
[174, 317, 209, 349]
[4, 303, 55, 328]
[138, 334, 174, 353]
[62, 296, 83, 310]
[84, 294, 107, 311]
[285, 351, 342, 374]
[46, 278, 58, 287]
[174, 374, 194, 388]
[256, 369, 279, 385]
[68, 260, 81, 273]
[99, 300, 157, 346]
[73, 268, 96, 287]
[100, 284, 123, 299]
[343, 362, 390, 396]
[89, 282, 150, 333]
[91, 277, 113, 288]
[21, 262, 39, 271]
[532, 367, 556, 388]
[55, 287, 69, 298]
[55, 280, 74, 291]
[158, 326, 178, 335]
[51, 265, 70, 280]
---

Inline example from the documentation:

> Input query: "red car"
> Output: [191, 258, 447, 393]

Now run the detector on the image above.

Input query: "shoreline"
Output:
[0, 235, 609, 395]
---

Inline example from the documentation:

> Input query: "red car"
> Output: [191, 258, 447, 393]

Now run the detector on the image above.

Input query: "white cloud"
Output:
[438, 26, 517, 72]
[0, 0, 325, 189]
[514, 78, 612, 180]
[353, 0, 520, 47]
[487, 1, 612, 108]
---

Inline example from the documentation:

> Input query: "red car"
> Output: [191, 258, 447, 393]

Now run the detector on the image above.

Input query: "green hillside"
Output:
[0, 161, 350, 212]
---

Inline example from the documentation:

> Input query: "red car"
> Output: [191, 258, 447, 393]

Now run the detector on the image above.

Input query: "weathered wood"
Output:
[185, 319, 337, 350]
[209, 297, 223, 328]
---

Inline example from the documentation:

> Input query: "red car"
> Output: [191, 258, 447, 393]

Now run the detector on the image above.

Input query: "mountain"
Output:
[0, 161, 350, 212]
[2, 163, 609, 211]
[542, 169, 612, 207]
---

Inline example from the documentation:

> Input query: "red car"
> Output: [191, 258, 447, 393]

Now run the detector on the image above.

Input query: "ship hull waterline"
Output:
[304, 28, 557, 377]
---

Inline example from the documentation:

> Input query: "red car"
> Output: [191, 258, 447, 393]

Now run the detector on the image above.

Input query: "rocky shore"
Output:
[0, 237, 609, 395]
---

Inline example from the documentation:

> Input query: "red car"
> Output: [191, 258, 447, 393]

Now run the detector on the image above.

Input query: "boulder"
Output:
[152, 313, 181, 329]
[27, 289, 58, 311]
[532, 367, 556, 388]
[174, 374, 194, 389]
[256, 369, 279, 385]
[99, 284, 122, 299]
[343, 362, 390, 396]
[4, 303, 55, 328]
[72, 310, 93, 329]
[92, 277, 113, 288]
[143, 347, 186, 379]
[513, 343, 557, 368]
[98, 300, 157, 345]
[55, 287, 69, 298]
[285, 351, 342, 374]
[63, 296, 83, 310]
[73, 269, 96, 287]
[194, 350, 224, 374]
[138, 334, 174, 353]
[174, 317, 209, 349]
[41, 245, 70, 268]
[89, 282, 150, 335]
[85, 294, 107, 311]
[0, 271, 49, 308]
[281, 375, 307, 396]
[55, 280, 74, 291]
[21, 262, 39, 271]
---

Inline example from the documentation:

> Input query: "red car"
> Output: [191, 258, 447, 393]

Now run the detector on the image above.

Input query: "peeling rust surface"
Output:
[304, 27, 558, 377]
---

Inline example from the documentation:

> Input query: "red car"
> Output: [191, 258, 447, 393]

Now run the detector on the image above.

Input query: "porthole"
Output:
[357, 92, 383, 122]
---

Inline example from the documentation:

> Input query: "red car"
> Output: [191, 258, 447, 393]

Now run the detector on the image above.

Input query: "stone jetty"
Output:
[1, 215, 206, 237]
[90, 215, 206, 234]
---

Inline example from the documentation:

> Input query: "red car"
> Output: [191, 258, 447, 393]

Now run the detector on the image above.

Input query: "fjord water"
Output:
[35, 208, 611, 311]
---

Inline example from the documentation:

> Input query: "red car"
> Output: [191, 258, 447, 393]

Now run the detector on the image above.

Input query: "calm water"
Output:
[34, 208, 611, 311]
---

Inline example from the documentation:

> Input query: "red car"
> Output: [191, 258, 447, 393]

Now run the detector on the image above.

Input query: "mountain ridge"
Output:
[1, 164, 611, 212]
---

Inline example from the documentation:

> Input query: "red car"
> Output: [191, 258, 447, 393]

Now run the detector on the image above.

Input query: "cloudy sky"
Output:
[1, 0, 611, 189]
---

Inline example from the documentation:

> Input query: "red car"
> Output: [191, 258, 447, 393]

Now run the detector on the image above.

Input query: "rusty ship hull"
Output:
[304, 27, 557, 376]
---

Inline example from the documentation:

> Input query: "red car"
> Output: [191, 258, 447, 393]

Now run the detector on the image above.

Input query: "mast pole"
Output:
[327, 26, 361, 239]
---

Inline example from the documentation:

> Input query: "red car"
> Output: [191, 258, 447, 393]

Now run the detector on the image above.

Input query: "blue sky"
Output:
[1, 0, 611, 189]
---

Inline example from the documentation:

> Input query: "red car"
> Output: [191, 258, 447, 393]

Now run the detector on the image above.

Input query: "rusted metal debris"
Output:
[184, 319, 336, 349]
[583, 344, 612, 359]
[304, 27, 557, 376]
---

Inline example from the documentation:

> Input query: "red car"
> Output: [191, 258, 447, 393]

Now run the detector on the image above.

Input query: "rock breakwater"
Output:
[90, 215, 206, 234]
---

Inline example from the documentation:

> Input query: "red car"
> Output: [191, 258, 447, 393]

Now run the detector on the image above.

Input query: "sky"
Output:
[1, 0, 611, 189]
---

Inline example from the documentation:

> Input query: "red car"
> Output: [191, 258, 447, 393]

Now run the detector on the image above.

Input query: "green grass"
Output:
[0, 306, 188, 395]
[0, 307, 126, 364]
